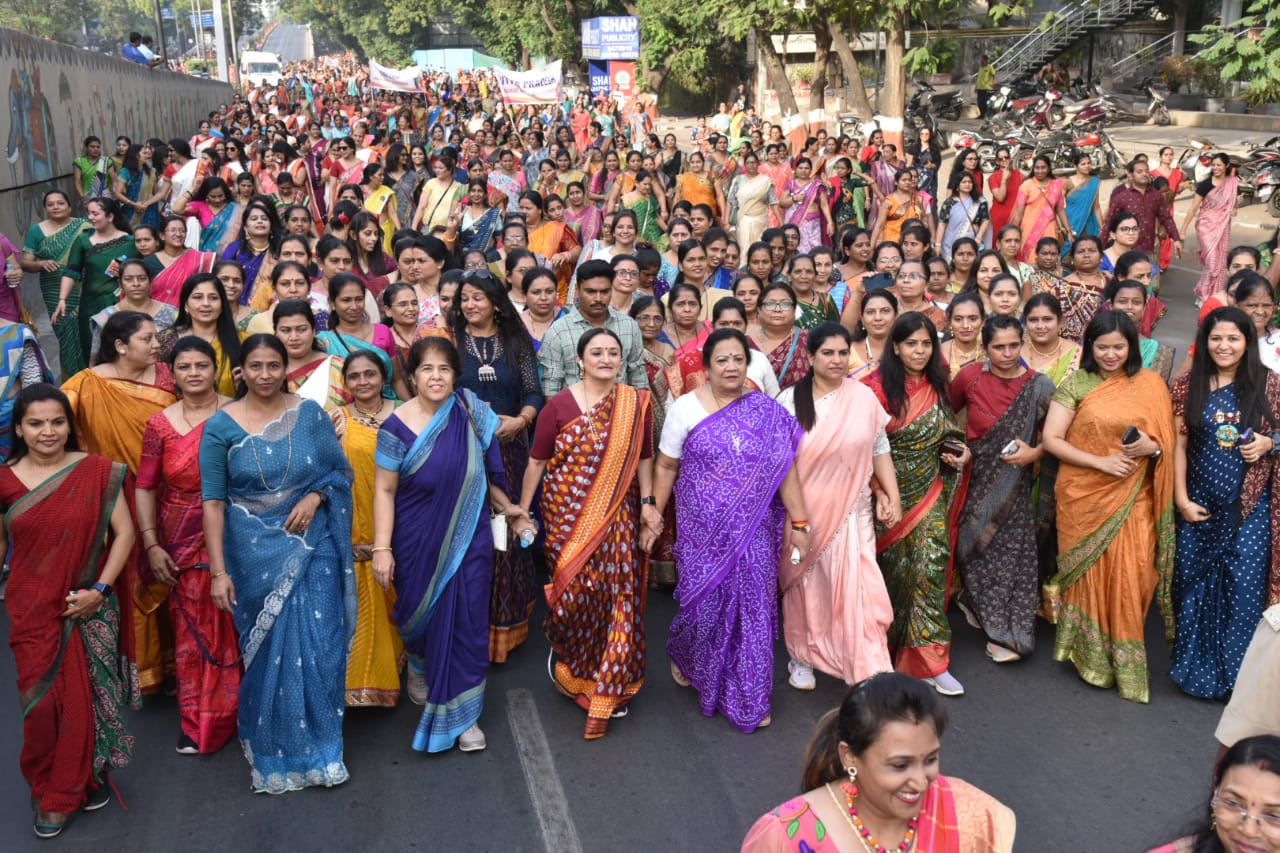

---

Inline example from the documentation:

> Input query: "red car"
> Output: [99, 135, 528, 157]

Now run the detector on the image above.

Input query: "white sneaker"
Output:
[406, 670, 426, 706]
[956, 598, 981, 630]
[787, 659, 816, 691]
[924, 670, 965, 696]
[458, 723, 486, 752]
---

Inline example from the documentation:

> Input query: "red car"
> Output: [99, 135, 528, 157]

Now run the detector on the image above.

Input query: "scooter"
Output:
[1255, 162, 1280, 216]
[1071, 128, 1128, 178]
[909, 81, 965, 122]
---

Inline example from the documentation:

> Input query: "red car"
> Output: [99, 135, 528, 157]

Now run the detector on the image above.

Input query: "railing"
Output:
[1108, 31, 1177, 81]
[992, 0, 1156, 77]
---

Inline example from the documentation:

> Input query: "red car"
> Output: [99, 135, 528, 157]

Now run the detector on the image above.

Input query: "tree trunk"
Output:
[830, 21, 875, 117]
[755, 28, 801, 118]
[810, 17, 832, 114]
[1172, 0, 1187, 57]
[883, 8, 907, 118]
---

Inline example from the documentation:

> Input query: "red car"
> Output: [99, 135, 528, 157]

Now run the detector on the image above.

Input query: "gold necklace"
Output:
[350, 399, 387, 428]
[180, 395, 221, 431]
[951, 340, 981, 361]
[1029, 337, 1063, 360]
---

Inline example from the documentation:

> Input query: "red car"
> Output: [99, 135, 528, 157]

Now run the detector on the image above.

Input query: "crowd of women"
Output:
[5, 64, 1280, 848]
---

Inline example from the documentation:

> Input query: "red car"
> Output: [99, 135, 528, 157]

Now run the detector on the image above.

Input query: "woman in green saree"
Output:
[53, 199, 135, 367]
[21, 191, 89, 379]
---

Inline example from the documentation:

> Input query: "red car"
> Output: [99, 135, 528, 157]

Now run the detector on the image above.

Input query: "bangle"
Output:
[371, 546, 393, 553]
[209, 570, 226, 579]
[790, 519, 809, 526]
[140, 527, 156, 535]
[146, 543, 165, 552]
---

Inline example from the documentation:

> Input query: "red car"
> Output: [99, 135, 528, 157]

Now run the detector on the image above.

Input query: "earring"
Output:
[846, 765, 858, 798]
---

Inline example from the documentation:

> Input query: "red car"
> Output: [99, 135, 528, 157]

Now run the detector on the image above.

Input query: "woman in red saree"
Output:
[663, 283, 713, 399]
[1181, 154, 1240, 302]
[146, 216, 217, 306]
[741, 673, 1016, 853]
[516, 329, 658, 738]
[0, 384, 140, 838]
[136, 338, 240, 755]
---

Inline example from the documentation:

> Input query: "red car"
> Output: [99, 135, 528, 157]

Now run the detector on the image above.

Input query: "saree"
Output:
[954, 369, 1056, 657]
[1140, 337, 1175, 384]
[830, 173, 870, 230]
[1051, 369, 1175, 703]
[623, 195, 665, 246]
[939, 195, 990, 260]
[317, 329, 396, 400]
[335, 410, 403, 707]
[1192, 175, 1240, 301]
[393, 169, 425, 227]
[542, 386, 651, 738]
[741, 775, 1015, 853]
[63, 365, 177, 694]
[221, 241, 274, 308]
[0, 322, 52, 460]
[563, 204, 602, 247]
[780, 379, 894, 684]
[664, 323, 712, 400]
[1016, 178, 1065, 262]
[642, 349, 677, 588]
[881, 194, 926, 244]
[678, 172, 719, 217]
[765, 330, 812, 390]
[1062, 175, 1101, 255]
[289, 354, 350, 409]
[138, 414, 240, 752]
[418, 179, 463, 234]
[487, 169, 524, 214]
[864, 372, 968, 678]
[1, 456, 139, 815]
[376, 390, 501, 752]
[199, 400, 355, 792]
[74, 155, 112, 197]
[529, 220, 580, 303]
[1168, 376, 1280, 699]
[24, 218, 88, 379]
[198, 203, 242, 255]
[668, 392, 801, 731]
[795, 294, 840, 330]
[1030, 273, 1103, 342]
[64, 232, 136, 370]
[733, 173, 775, 255]
[460, 206, 503, 254]
[119, 167, 159, 229]
[784, 179, 829, 252]
[364, 184, 398, 254]
[149, 249, 217, 306]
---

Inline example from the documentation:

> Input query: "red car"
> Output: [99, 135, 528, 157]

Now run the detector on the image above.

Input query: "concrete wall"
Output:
[1, 27, 234, 244]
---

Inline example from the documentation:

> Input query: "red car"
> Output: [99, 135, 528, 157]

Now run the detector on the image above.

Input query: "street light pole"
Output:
[212, 0, 229, 81]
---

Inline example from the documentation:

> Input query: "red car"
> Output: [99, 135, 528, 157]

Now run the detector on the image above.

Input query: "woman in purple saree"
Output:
[373, 338, 516, 753]
[653, 329, 810, 732]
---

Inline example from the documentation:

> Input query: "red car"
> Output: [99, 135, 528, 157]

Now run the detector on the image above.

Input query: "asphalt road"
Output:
[261, 24, 314, 64]
[0, 125, 1270, 852]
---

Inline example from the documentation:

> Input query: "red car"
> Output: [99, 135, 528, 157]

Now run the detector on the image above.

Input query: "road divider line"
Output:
[505, 689, 584, 853]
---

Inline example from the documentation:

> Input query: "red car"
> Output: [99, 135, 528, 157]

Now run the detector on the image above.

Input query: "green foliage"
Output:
[1159, 55, 1193, 92]
[1190, 56, 1226, 99]
[1190, 0, 1280, 106]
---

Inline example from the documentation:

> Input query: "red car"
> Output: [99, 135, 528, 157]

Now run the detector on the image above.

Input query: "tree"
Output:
[1190, 0, 1280, 106]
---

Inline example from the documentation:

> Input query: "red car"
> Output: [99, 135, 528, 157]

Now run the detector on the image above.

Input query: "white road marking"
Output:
[505, 688, 584, 853]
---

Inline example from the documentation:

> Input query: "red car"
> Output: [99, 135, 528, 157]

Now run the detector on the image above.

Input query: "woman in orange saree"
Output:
[522, 191, 581, 303]
[62, 312, 178, 697]
[517, 330, 658, 738]
[0, 385, 140, 838]
[1042, 310, 1175, 703]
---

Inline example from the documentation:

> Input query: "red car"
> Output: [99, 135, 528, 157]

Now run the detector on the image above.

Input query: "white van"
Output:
[240, 51, 283, 87]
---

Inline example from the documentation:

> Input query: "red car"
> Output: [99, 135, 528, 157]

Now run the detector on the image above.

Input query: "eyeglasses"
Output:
[1116, 225, 1141, 234]
[897, 273, 926, 281]
[762, 300, 795, 311]
[464, 261, 488, 270]
[614, 269, 640, 279]
[1212, 796, 1280, 837]
[635, 315, 664, 324]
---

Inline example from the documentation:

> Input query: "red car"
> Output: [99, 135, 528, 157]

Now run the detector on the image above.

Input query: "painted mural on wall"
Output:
[0, 27, 233, 240]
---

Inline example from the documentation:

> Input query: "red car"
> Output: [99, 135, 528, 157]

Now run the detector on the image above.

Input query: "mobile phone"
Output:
[864, 272, 894, 291]
[1240, 428, 1255, 444]
[1121, 426, 1140, 445]
[941, 439, 966, 457]
[1001, 440, 1020, 456]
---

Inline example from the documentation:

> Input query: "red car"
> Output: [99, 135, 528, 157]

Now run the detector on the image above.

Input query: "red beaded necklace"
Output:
[842, 781, 918, 853]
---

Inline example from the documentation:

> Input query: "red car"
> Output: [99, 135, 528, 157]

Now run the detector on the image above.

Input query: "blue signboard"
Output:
[161, 7, 175, 19]
[581, 17, 639, 61]
[190, 11, 215, 27]
[588, 60, 610, 97]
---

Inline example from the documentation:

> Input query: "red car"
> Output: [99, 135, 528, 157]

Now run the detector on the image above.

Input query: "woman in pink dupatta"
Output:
[777, 325, 897, 689]
[148, 226, 217, 307]
[1182, 153, 1239, 302]
[741, 674, 1016, 853]
[1010, 156, 1069, 263]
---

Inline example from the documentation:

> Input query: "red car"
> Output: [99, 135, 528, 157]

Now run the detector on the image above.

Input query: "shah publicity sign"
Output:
[581, 17, 640, 61]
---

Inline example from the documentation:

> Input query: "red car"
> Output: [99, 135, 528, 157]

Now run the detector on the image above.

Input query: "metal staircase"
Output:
[1106, 31, 1177, 91]
[992, 0, 1159, 82]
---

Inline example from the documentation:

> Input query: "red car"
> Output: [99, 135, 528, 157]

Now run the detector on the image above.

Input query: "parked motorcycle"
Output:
[910, 81, 965, 122]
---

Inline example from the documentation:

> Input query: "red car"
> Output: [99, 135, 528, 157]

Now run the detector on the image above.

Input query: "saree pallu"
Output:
[1, 456, 139, 814]
[317, 330, 396, 400]
[65, 233, 136, 366]
[1030, 273, 1103, 342]
[781, 379, 893, 685]
[0, 322, 52, 460]
[955, 372, 1056, 656]
[529, 220, 581, 304]
[490, 432, 538, 662]
[669, 392, 801, 732]
[642, 349, 677, 587]
[488, 170, 524, 214]
[138, 415, 239, 752]
[866, 374, 968, 678]
[221, 241, 274, 308]
[785, 180, 829, 252]
[831, 174, 869, 230]
[1140, 337, 1175, 384]
[624, 195, 665, 246]
[1062, 176, 1101, 255]
[461, 206, 503, 254]
[394, 169, 425, 226]
[24, 219, 88, 379]
[1192, 176, 1240, 301]
[542, 387, 651, 738]
[1169, 378, 1280, 698]
[940, 196, 990, 260]
[563, 205, 602, 248]
[795, 294, 840, 330]
[1052, 369, 1175, 703]
[119, 168, 159, 229]
[150, 249, 217, 306]
[202, 400, 355, 792]
[678, 172, 719, 218]
[741, 775, 1015, 853]
[289, 355, 350, 410]
[199, 203, 242, 255]
[734, 173, 775, 255]
[376, 390, 499, 752]
[1017, 179, 1065, 262]
[664, 324, 712, 400]
[881, 194, 926, 245]
[336, 411, 403, 707]
[63, 366, 178, 692]
[766, 330, 811, 390]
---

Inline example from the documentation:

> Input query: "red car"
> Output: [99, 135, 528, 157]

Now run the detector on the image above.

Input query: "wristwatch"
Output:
[640, 496, 657, 506]
[91, 581, 114, 599]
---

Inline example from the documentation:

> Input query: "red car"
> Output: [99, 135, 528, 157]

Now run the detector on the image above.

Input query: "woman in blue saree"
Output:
[652, 329, 810, 732]
[372, 337, 516, 753]
[0, 319, 52, 460]
[1170, 307, 1280, 700]
[1062, 153, 1102, 256]
[201, 334, 355, 794]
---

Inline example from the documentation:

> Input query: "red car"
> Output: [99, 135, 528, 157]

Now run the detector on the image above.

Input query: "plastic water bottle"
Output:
[519, 526, 537, 549]
[4, 262, 17, 288]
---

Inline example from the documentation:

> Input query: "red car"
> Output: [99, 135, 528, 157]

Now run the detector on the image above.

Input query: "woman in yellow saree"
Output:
[732, 153, 779, 257]
[1042, 310, 1175, 703]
